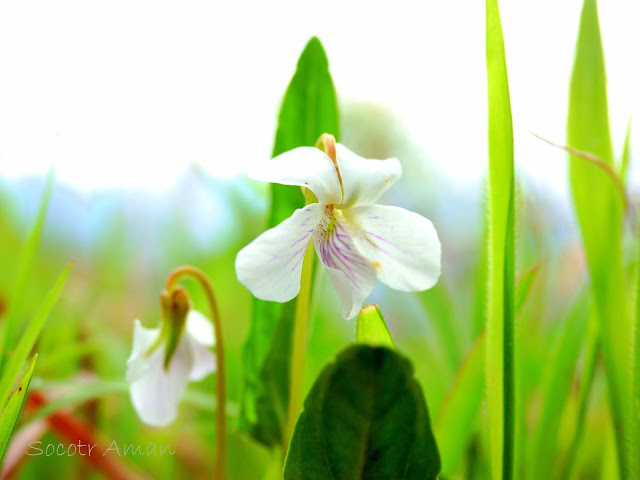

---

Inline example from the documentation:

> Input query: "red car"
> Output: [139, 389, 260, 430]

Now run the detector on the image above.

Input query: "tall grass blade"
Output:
[0, 262, 72, 412]
[0, 169, 54, 363]
[485, 0, 516, 478]
[567, 0, 631, 475]
[0, 354, 37, 464]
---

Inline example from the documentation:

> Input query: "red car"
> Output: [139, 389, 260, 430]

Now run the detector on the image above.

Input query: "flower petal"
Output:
[126, 320, 161, 383]
[249, 147, 342, 205]
[186, 336, 216, 381]
[348, 204, 441, 291]
[236, 203, 323, 303]
[186, 310, 215, 347]
[336, 144, 401, 208]
[183, 310, 216, 381]
[313, 212, 377, 319]
[128, 336, 192, 427]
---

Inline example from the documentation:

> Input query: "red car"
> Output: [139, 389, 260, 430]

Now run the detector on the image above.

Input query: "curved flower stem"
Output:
[284, 244, 315, 450]
[166, 265, 226, 480]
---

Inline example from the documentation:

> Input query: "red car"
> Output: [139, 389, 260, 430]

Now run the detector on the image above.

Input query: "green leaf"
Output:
[284, 345, 440, 480]
[239, 36, 339, 448]
[0, 169, 54, 364]
[0, 262, 72, 412]
[485, 0, 516, 478]
[356, 305, 394, 348]
[567, 0, 631, 475]
[269, 36, 340, 227]
[0, 354, 37, 463]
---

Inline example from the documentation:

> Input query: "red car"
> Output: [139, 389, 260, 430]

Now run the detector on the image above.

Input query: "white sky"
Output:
[0, 0, 637, 194]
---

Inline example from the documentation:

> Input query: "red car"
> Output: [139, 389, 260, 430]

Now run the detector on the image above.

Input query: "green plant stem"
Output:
[284, 244, 315, 450]
[166, 266, 226, 480]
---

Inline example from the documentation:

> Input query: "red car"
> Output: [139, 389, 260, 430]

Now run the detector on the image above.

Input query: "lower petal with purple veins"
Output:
[313, 211, 377, 319]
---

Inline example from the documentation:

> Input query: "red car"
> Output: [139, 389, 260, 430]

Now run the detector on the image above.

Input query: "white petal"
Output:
[186, 310, 215, 347]
[313, 212, 377, 319]
[126, 320, 161, 383]
[186, 335, 216, 381]
[249, 147, 342, 205]
[348, 204, 441, 291]
[236, 203, 323, 302]
[128, 336, 193, 427]
[336, 144, 401, 208]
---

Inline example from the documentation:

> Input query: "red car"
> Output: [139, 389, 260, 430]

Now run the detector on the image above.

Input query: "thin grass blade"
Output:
[485, 0, 516, 478]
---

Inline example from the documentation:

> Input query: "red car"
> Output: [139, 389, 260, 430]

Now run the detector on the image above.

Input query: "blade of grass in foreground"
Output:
[485, 0, 516, 478]
[0, 169, 54, 366]
[0, 355, 37, 463]
[0, 262, 72, 412]
[567, 0, 631, 475]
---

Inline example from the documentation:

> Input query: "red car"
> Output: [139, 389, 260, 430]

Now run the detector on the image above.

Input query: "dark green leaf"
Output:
[239, 36, 339, 447]
[284, 345, 440, 480]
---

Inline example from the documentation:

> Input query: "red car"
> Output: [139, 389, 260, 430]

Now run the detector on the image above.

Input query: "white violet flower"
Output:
[235, 140, 441, 319]
[126, 310, 216, 427]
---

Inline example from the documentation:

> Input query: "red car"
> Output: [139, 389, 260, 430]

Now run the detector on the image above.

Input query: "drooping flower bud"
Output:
[159, 285, 191, 369]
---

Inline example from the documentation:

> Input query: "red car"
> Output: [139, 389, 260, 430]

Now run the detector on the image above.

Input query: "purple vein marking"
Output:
[290, 229, 313, 248]
[363, 230, 408, 255]
[319, 230, 370, 288]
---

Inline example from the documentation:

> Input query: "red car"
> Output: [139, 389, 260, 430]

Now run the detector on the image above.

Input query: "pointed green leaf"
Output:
[356, 305, 394, 348]
[567, 0, 631, 475]
[239, 36, 339, 447]
[0, 262, 72, 411]
[284, 345, 440, 480]
[485, 0, 516, 478]
[0, 354, 37, 463]
[0, 169, 54, 363]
